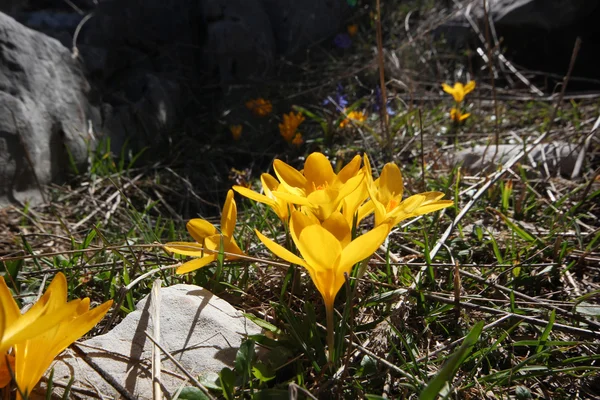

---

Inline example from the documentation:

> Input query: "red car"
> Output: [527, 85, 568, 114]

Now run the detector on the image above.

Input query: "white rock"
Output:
[40, 284, 261, 399]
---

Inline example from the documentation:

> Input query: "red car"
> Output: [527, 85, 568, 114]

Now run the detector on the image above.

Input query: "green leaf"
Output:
[178, 387, 210, 400]
[243, 313, 282, 334]
[419, 321, 484, 400]
[536, 310, 555, 354]
[252, 362, 276, 383]
[219, 367, 235, 400]
[346, 0, 357, 6]
[235, 339, 255, 384]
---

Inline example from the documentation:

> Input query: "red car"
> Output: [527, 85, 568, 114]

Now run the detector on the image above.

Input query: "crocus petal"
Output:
[336, 154, 362, 183]
[233, 185, 276, 208]
[321, 211, 352, 247]
[464, 80, 476, 95]
[13, 298, 112, 398]
[187, 219, 218, 243]
[378, 163, 403, 204]
[442, 83, 454, 95]
[255, 230, 306, 267]
[221, 190, 237, 238]
[164, 241, 206, 257]
[176, 256, 216, 274]
[295, 225, 342, 273]
[273, 159, 307, 194]
[304, 152, 336, 190]
[338, 224, 389, 273]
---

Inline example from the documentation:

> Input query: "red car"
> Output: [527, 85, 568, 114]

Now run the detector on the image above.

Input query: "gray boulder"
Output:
[39, 284, 262, 399]
[0, 12, 100, 207]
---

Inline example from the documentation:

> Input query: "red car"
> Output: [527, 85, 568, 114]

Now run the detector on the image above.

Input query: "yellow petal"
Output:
[338, 224, 388, 274]
[164, 241, 206, 257]
[464, 80, 476, 95]
[176, 256, 216, 274]
[0, 277, 20, 339]
[272, 190, 312, 207]
[221, 190, 237, 238]
[304, 152, 335, 189]
[336, 154, 362, 183]
[13, 298, 112, 398]
[321, 212, 352, 247]
[233, 185, 276, 207]
[378, 163, 403, 204]
[187, 219, 218, 243]
[273, 159, 307, 193]
[295, 224, 341, 273]
[255, 230, 305, 267]
[442, 83, 454, 95]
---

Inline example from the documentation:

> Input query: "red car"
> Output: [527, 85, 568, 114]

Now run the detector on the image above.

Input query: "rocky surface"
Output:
[0, 12, 100, 207]
[0, 0, 352, 207]
[439, 0, 600, 88]
[445, 141, 582, 177]
[39, 284, 262, 399]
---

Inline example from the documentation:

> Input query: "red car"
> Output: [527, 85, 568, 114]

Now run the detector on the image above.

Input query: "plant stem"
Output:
[325, 302, 335, 365]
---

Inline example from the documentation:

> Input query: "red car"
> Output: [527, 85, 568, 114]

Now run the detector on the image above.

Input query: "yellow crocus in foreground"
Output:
[165, 189, 244, 274]
[1, 275, 90, 387]
[272, 152, 364, 221]
[442, 81, 476, 103]
[1, 273, 112, 398]
[367, 161, 453, 228]
[256, 211, 389, 362]
[233, 173, 293, 223]
[12, 274, 112, 399]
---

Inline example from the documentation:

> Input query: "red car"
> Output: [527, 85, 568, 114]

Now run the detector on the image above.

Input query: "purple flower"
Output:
[323, 83, 349, 110]
[333, 33, 352, 49]
[373, 86, 396, 115]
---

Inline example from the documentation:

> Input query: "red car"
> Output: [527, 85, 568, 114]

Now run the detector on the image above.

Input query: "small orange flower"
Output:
[339, 110, 367, 128]
[229, 124, 242, 140]
[450, 108, 470, 123]
[279, 111, 305, 142]
[291, 133, 304, 147]
[347, 24, 358, 36]
[246, 98, 273, 117]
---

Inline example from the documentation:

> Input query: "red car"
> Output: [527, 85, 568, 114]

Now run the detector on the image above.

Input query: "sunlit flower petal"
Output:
[165, 190, 244, 274]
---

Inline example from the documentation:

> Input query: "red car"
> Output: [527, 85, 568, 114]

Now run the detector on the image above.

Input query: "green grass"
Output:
[2, 0, 600, 398]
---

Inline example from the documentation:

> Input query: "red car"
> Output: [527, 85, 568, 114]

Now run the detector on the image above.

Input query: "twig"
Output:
[71, 344, 136, 400]
[145, 333, 217, 400]
[150, 279, 162, 400]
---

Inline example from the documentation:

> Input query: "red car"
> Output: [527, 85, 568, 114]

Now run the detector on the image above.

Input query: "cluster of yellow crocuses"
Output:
[0, 273, 112, 399]
[165, 152, 452, 361]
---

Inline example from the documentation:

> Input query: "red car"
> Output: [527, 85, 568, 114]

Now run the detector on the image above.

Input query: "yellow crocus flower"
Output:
[367, 161, 453, 228]
[233, 173, 293, 223]
[256, 211, 388, 361]
[271, 152, 364, 221]
[441, 81, 476, 103]
[165, 189, 244, 274]
[1, 273, 112, 398]
[450, 108, 471, 123]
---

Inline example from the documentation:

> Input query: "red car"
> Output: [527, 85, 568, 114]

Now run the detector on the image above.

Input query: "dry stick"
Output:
[458, 0, 544, 97]
[71, 344, 137, 400]
[482, 0, 500, 162]
[419, 109, 426, 192]
[150, 279, 162, 400]
[375, 0, 391, 156]
[145, 333, 217, 400]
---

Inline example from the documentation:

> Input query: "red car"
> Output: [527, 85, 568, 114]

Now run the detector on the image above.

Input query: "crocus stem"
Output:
[325, 302, 335, 365]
